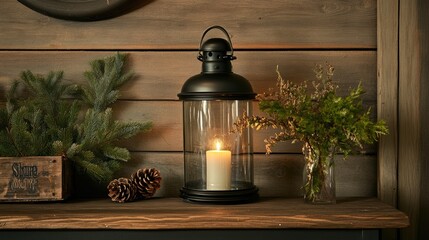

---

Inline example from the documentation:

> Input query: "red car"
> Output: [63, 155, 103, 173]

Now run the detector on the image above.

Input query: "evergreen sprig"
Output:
[0, 70, 79, 157]
[0, 53, 152, 182]
[81, 53, 133, 112]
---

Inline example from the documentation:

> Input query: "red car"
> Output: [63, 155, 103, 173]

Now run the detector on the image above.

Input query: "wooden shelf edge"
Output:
[0, 198, 409, 230]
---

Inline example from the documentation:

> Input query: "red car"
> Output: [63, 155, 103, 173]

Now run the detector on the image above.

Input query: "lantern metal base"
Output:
[180, 185, 259, 204]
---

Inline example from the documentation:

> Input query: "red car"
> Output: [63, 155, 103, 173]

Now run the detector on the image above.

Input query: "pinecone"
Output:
[107, 177, 137, 203]
[131, 168, 162, 199]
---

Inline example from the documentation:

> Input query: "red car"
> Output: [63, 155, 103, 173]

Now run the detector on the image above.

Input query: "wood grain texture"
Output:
[0, 0, 376, 50]
[377, 0, 398, 205]
[398, 0, 422, 239]
[115, 153, 377, 198]
[377, 1, 399, 239]
[0, 51, 377, 101]
[0, 51, 378, 153]
[418, 1, 429, 239]
[112, 100, 376, 153]
[0, 198, 409, 230]
[0, 0, 390, 232]
[0, 156, 69, 201]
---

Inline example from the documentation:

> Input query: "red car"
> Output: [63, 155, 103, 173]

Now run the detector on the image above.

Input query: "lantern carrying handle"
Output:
[198, 25, 236, 61]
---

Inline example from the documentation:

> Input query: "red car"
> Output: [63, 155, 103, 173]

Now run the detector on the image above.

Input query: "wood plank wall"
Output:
[398, 0, 429, 240]
[0, 0, 378, 198]
[377, 1, 399, 239]
[417, 1, 429, 239]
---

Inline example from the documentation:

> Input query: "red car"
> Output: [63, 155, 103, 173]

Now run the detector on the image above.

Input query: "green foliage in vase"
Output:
[0, 53, 152, 182]
[235, 64, 388, 155]
[234, 64, 388, 201]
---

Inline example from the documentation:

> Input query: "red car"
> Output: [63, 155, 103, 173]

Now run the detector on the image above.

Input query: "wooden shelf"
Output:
[0, 198, 408, 230]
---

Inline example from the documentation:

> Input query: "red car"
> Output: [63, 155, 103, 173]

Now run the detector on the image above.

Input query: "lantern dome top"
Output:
[178, 72, 256, 100]
[178, 26, 256, 101]
[201, 38, 231, 52]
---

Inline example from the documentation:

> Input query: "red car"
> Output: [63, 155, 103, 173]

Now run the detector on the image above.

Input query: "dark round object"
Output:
[180, 185, 259, 204]
[18, 0, 139, 21]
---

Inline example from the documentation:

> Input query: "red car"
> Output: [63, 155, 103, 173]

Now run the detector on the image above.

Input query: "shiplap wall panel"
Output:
[377, 0, 399, 208]
[0, 51, 376, 101]
[398, 0, 424, 239]
[0, 0, 376, 49]
[117, 153, 376, 198]
[377, 2, 399, 239]
[0, 0, 378, 198]
[113, 100, 377, 153]
[0, 50, 377, 153]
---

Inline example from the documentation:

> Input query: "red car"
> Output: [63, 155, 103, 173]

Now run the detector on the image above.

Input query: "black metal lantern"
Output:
[178, 26, 258, 203]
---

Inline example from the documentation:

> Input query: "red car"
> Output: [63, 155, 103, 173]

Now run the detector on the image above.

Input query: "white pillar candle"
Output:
[206, 141, 231, 190]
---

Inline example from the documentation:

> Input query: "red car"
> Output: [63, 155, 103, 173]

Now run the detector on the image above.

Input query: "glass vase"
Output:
[302, 143, 336, 204]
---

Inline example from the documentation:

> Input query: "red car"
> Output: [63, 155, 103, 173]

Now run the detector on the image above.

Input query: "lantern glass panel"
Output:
[183, 100, 254, 191]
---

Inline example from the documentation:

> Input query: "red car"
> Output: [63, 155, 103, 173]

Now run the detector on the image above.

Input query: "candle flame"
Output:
[216, 141, 221, 151]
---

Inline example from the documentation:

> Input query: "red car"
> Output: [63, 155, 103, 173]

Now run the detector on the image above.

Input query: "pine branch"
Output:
[77, 108, 151, 159]
[102, 146, 130, 162]
[8, 107, 32, 156]
[81, 53, 134, 112]
[0, 53, 152, 183]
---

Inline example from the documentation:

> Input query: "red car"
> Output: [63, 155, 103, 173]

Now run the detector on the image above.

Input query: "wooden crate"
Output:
[0, 156, 71, 202]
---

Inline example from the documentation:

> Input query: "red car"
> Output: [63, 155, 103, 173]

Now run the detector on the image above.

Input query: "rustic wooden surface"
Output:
[0, 51, 377, 101]
[398, 0, 429, 240]
[0, 0, 379, 201]
[417, 1, 429, 240]
[377, 1, 399, 239]
[0, 51, 378, 154]
[113, 101, 376, 153]
[0, 198, 409, 230]
[1, 0, 416, 236]
[0, 156, 69, 201]
[0, 0, 376, 50]
[377, 0, 398, 208]
[114, 153, 377, 199]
